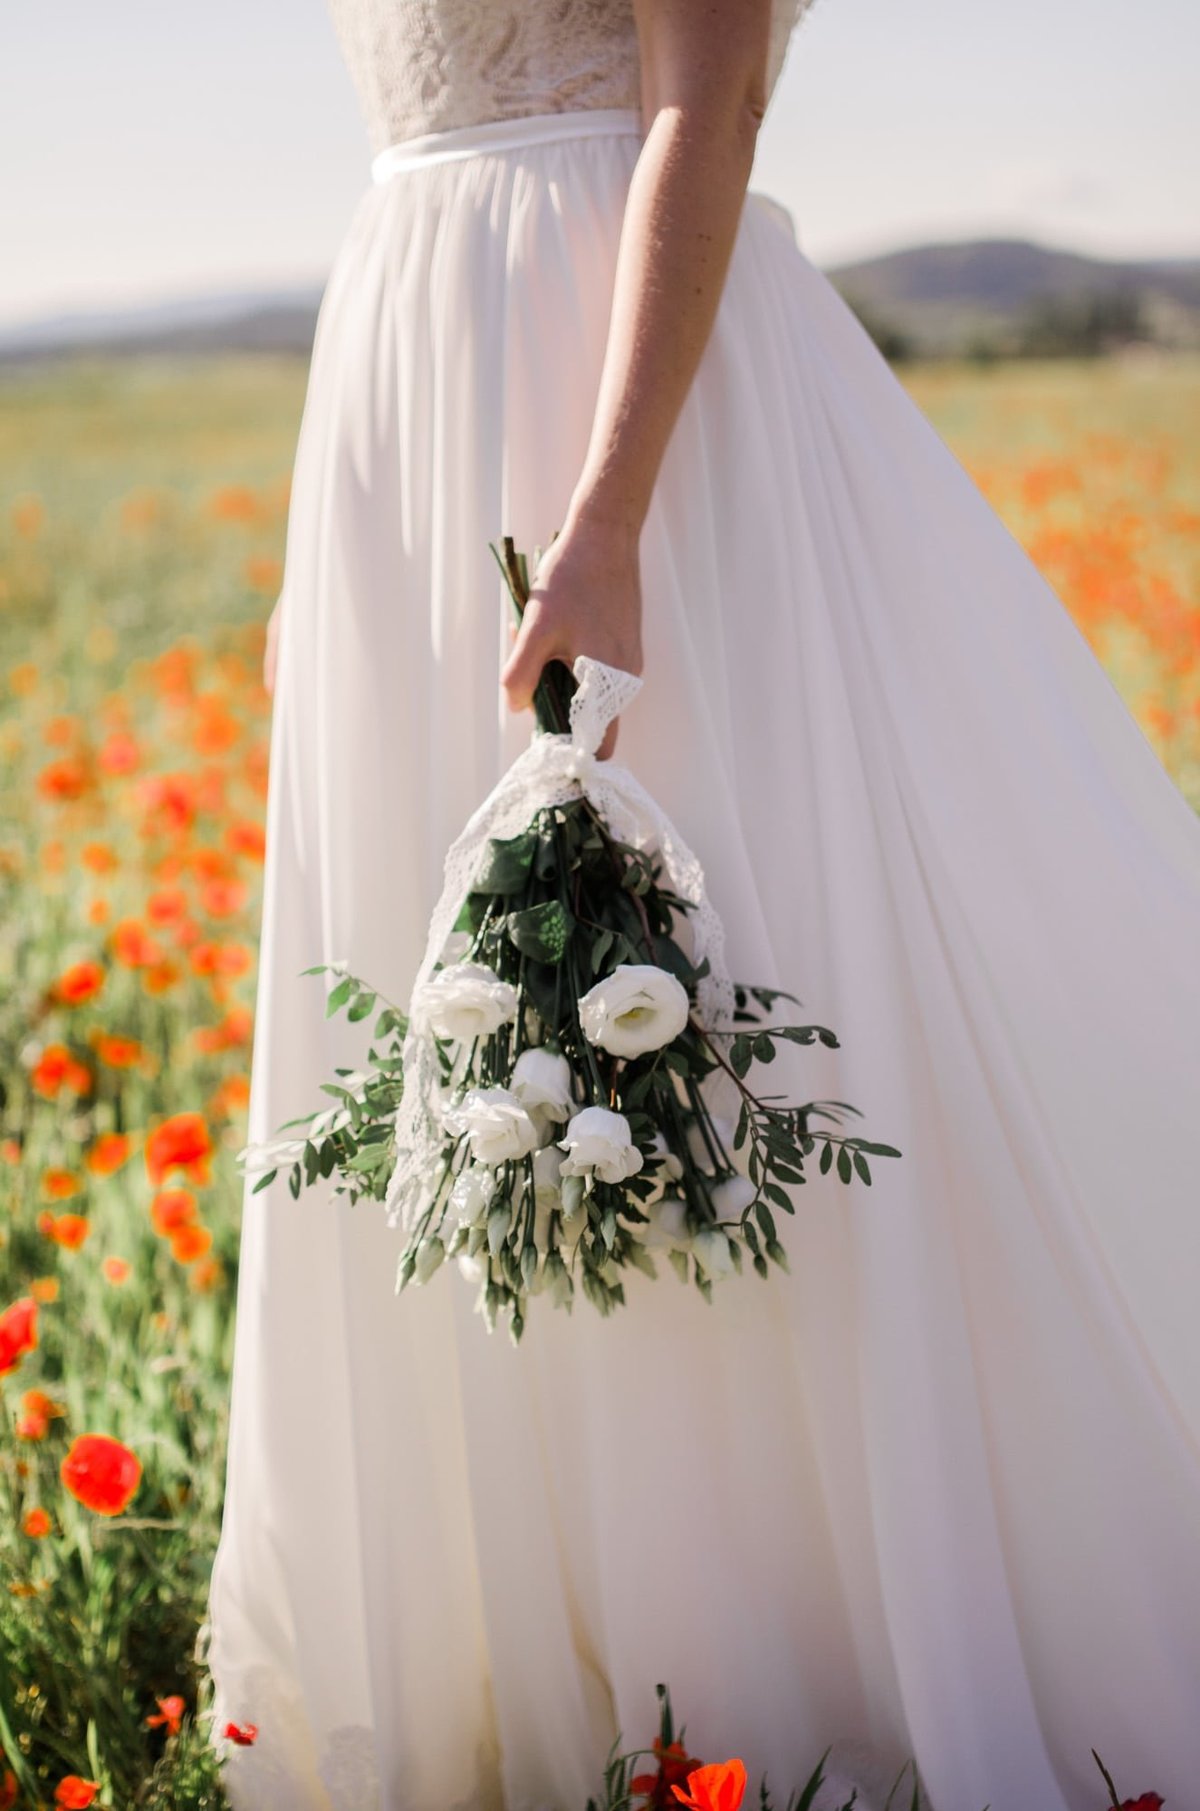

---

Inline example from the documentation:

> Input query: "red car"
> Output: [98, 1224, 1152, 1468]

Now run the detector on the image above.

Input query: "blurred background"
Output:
[0, 4, 1197, 1807]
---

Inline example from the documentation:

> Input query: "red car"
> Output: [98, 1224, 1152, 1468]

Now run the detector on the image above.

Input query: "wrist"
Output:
[561, 478, 646, 548]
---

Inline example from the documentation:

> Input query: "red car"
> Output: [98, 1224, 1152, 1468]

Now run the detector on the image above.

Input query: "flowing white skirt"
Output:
[204, 106, 1200, 1811]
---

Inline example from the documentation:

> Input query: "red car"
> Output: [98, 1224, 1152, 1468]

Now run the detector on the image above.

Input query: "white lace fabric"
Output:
[326, 0, 817, 154]
[384, 655, 738, 1232]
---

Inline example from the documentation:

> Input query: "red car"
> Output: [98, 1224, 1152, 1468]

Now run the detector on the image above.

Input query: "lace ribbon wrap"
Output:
[382, 654, 737, 1232]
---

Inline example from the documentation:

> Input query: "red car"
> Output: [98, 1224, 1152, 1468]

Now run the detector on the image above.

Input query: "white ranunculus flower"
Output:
[709, 1173, 757, 1218]
[414, 961, 518, 1043]
[693, 1225, 736, 1280]
[510, 1047, 574, 1123]
[685, 1114, 736, 1172]
[577, 964, 690, 1059]
[443, 1086, 540, 1168]
[448, 1163, 496, 1227]
[641, 1194, 692, 1251]
[558, 1106, 644, 1185]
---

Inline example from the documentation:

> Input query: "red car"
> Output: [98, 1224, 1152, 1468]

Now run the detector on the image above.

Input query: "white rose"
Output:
[641, 1194, 692, 1251]
[457, 1250, 489, 1287]
[577, 964, 690, 1059]
[444, 1087, 540, 1168]
[558, 1106, 644, 1185]
[414, 962, 518, 1043]
[709, 1173, 757, 1218]
[448, 1163, 496, 1227]
[510, 1047, 574, 1123]
[693, 1225, 736, 1280]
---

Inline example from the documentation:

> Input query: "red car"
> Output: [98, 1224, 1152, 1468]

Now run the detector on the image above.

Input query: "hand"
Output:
[263, 597, 282, 696]
[500, 516, 643, 759]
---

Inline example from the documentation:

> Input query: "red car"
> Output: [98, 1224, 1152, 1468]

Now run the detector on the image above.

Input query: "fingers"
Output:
[500, 603, 562, 715]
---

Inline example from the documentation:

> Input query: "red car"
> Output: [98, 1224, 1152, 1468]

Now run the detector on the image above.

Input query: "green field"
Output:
[0, 353, 1195, 1810]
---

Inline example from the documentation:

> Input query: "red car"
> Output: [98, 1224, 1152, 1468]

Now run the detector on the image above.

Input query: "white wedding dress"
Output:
[203, 3, 1200, 1808]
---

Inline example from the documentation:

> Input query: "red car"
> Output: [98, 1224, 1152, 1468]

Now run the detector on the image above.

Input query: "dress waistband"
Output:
[371, 107, 644, 181]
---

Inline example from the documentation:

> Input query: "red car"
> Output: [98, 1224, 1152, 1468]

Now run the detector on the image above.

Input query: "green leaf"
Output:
[836, 1145, 853, 1184]
[819, 1141, 834, 1176]
[251, 1168, 277, 1194]
[507, 899, 575, 964]
[853, 1151, 872, 1186]
[325, 975, 353, 1016]
[589, 927, 615, 976]
[753, 1032, 776, 1063]
[472, 828, 538, 893]
[730, 1035, 753, 1080]
[754, 1200, 777, 1242]
[347, 990, 376, 1022]
[817, 1028, 841, 1048]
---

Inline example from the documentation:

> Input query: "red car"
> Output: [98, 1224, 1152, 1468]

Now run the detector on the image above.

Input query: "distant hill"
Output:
[823, 238, 1200, 359]
[2, 239, 1197, 367]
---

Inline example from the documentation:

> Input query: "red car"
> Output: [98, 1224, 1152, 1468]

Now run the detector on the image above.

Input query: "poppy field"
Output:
[0, 349, 1196, 1809]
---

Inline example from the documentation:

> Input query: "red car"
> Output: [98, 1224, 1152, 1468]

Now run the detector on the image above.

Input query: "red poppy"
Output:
[54, 961, 106, 1006]
[41, 1168, 82, 1200]
[1117, 1798, 1164, 1810]
[169, 1222, 213, 1265]
[0, 1765, 17, 1809]
[102, 1256, 131, 1285]
[150, 1188, 198, 1235]
[17, 1387, 64, 1439]
[223, 1722, 259, 1746]
[95, 1034, 143, 1069]
[22, 1506, 52, 1538]
[54, 1777, 100, 1808]
[144, 1112, 212, 1187]
[37, 756, 91, 802]
[98, 730, 140, 775]
[85, 1133, 132, 1177]
[40, 1211, 91, 1250]
[0, 1298, 38, 1376]
[31, 1044, 90, 1098]
[672, 1760, 747, 1811]
[632, 1737, 706, 1808]
[110, 918, 163, 969]
[60, 1433, 142, 1516]
[146, 1694, 186, 1736]
[146, 886, 188, 924]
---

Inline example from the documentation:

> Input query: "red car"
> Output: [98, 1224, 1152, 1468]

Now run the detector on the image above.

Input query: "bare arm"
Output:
[500, 0, 774, 754]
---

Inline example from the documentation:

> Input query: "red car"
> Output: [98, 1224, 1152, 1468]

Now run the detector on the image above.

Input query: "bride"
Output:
[203, 1, 1200, 1807]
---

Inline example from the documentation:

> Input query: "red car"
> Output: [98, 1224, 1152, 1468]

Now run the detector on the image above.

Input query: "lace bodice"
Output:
[326, 0, 817, 154]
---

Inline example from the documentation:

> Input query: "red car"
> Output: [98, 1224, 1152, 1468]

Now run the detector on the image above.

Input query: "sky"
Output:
[2, 0, 1197, 331]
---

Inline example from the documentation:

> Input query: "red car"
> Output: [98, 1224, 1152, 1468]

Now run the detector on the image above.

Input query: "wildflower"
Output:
[85, 1132, 132, 1177]
[101, 1256, 131, 1285]
[95, 1034, 144, 1070]
[41, 1168, 82, 1200]
[22, 1507, 52, 1538]
[60, 1433, 142, 1516]
[0, 1767, 17, 1810]
[17, 1388, 64, 1439]
[30, 1276, 59, 1303]
[150, 1188, 198, 1236]
[631, 1736, 706, 1808]
[54, 961, 105, 1006]
[31, 1044, 91, 1099]
[671, 1759, 747, 1811]
[0, 1299, 38, 1376]
[189, 1255, 224, 1293]
[111, 918, 162, 969]
[170, 1222, 213, 1264]
[146, 1694, 186, 1736]
[36, 756, 91, 802]
[144, 1112, 212, 1187]
[97, 730, 140, 775]
[39, 1212, 91, 1251]
[54, 1778, 101, 1809]
[223, 1722, 259, 1746]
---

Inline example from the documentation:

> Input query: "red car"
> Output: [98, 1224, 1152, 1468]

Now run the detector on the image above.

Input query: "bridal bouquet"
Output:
[240, 538, 900, 1340]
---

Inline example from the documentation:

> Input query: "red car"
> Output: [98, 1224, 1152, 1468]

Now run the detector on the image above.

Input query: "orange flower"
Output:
[142, 958, 182, 996]
[30, 1276, 59, 1304]
[169, 1222, 213, 1265]
[150, 1188, 198, 1236]
[199, 876, 246, 919]
[54, 1777, 101, 1808]
[86, 1132, 133, 1177]
[672, 1761, 747, 1811]
[97, 730, 140, 775]
[194, 1006, 253, 1053]
[137, 771, 197, 836]
[223, 1722, 258, 1746]
[144, 1113, 212, 1188]
[146, 886, 188, 924]
[22, 1507, 52, 1538]
[87, 899, 111, 926]
[0, 1299, 38, 1376]
[40, 1212, 91, 1250]
[189, 1255, 224, 1293]
[210, 1073, 251, 1117]
[208, 484, 262, 523]
[60, 1433, 142, 1516]
[95, 1034, 144, 1070]
[17, 1388, 64, 1439]
[0, 1766, 16, 1810]
[244, 554, 282, 594]
[31, 1044, 91, 1099]
[111, 917, 162, 969]
[0, 1138, 20, 1165]
[36, 756, 91, 802]
[81, 842, 118, 874]
[145, 1693, 186, 1736]
[54, 961, 105, 1006]
[632, 1737, 707, 1809]
[227, 819, 266, 861]
[101, 1256, 131, 1285]
[41, 1168, 82, 1200]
